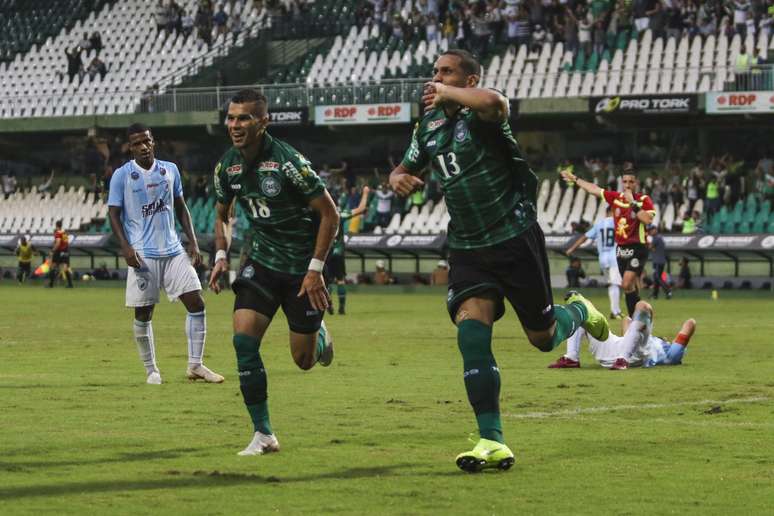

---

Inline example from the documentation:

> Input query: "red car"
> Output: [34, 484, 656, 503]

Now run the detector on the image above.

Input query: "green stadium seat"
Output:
[737, 221, 751, 234]
[720, 221, 736, 234]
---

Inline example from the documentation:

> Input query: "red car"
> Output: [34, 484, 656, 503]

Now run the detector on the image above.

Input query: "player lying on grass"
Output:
[548, 296, 695, 370]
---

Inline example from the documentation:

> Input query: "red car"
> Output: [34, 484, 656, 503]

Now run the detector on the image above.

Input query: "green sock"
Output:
[233, 334, 271, 434]
[336, 283, 346, 312]
[457, 319, 503, 443]
[545, 303, 588, 351]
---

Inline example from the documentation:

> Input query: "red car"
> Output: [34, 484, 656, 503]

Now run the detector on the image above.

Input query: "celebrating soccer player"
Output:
[48, 219, 73, 288]
[389, 49, 610, 472]
[553, 297, 695, 370]
[561, 162, 655, 317]
[208, 89, 339, 456]
[108, 124, 223, 385]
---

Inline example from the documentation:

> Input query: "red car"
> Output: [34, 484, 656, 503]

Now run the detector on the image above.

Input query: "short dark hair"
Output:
[55, 219, 62, 229]
[440, 49, 481, 76]
[127, 123, 151, 138]
[231, 89, 268, 117]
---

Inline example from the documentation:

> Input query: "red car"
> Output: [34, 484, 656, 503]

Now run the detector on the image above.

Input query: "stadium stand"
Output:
[0, 0, 267, 118]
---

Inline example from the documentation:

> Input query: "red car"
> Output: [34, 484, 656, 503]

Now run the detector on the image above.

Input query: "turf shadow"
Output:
[0, 447, 200, 471]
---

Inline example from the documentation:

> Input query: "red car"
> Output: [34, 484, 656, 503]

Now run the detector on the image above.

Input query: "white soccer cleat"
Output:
[146, 371, 162, 385]
[186, 364, 225, 383]
[237, 431, 280, 456]
[318, 320, 334, 367]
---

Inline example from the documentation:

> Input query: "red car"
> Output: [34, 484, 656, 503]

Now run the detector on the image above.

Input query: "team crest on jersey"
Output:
[242, 265, 255, 279]
[136, 275, 148, 291]
[261, 176, 281, 197]
[160, 168, 167, 176]
[131, 171, 140, 180]
[428, 119, 445, 131]
[454, 120, 468, 142]
[226, 165, 242, 176]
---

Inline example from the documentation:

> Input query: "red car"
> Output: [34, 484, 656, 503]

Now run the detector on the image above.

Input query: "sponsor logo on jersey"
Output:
[230, 184, 242, 190]
[226, 165, 242, 176]
[261, 176, 281, 197]
[141, 198, 167, 218]
[427, 139, 436, 147]
[283, 161, 314, 193]
[131, 171, 140, 180]
[617, 247, 634, 258]
[242, 265, 255, 279]
[258, 161, 279, 171]
[454, 120, 468, 142]
[427, 119, 445, 130]
[630, 258, 640, 268]
[305, 310, 318, 316]
[146, 183, 159, 189]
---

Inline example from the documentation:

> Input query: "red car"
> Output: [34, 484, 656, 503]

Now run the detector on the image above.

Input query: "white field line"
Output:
[502, 396, 771, 419]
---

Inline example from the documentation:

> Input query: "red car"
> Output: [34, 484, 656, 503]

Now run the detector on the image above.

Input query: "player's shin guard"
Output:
[544, 303, 587, 352]
[625, 290, 640, 317]
[457, 320, 503, 444]
[185, 310, 206, 367]
[233, 334, 271, 435]
[133, 320, 158, 374]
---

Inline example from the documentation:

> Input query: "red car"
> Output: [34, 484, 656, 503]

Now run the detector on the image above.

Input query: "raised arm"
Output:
[173, 195, 201, 267]
[423, 83, 508, 122]
[350, 186, 371, 217]
[297, 191, 340, 311]
[560, 168, 604, 198]
[565, 235, 588, 256]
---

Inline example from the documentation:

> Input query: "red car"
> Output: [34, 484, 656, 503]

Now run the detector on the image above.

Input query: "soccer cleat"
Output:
[565, 291, 610, 341]
[338, 307, 345, 315]
[548, 356, 581, 368]
[317, 320, 334, 367]
[610, 312, 624, 320]
[455, 438, 515, 473]
[186, 364, 225, 383]
[237, 431, 280, 456]
[327, 304, 335, 315]
[146, 371, 162, 385]
[611, 358, 629, 370]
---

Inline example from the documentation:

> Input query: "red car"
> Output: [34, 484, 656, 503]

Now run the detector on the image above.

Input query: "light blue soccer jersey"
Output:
[108, 159, 184, 259]
[585, 216, 617, 268]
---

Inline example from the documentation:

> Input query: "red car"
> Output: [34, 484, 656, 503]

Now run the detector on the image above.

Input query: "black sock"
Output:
[48, 269, 56, 286]
[625, 290, 640, 316]
[66, 271, 73, 287]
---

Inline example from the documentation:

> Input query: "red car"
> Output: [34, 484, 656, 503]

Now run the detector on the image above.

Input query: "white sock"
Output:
[133, 320, 158, 375]
[609, 284, 621, 315]
[565, 327, 584, 362]
[186, 310, 206, 368]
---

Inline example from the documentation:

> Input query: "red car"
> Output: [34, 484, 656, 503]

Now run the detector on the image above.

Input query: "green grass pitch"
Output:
[1, 283, 772, 514]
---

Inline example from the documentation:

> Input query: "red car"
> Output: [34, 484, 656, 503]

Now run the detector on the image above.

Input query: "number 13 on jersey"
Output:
[436, 152, 460, 179]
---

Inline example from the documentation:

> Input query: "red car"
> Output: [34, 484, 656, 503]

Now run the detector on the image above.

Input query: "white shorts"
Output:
[601, 265, 622, 286]
[125, 253, 201, 307]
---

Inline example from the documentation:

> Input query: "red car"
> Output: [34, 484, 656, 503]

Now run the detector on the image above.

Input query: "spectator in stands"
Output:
[565, 256, 586, 288]
[156, 0, 170, 33]
[632, 0, 654, 33]
[230, 12, 244, 40]
[84, 140, 106, 183]
[733, 0, 751, 37]
[196, 2, 214, 46]
[426, 13, 440, 44]
[78, 32, 92, 53]
[681, 211, 698, 234]
[532, 23, 548, 53]
[470, 2, 492, 58]
[592, 20, 606, 56]
[375, 183, 395, 228]
[648, 225, 672, 299]
[87, 56, 108, 80]
[182, 10, 195, 37]
[683, 167, 703, 213]
[431, 260, 449, 286]
[2, 171, 17, 198]
[90, 31, 103, 54]
[677, 257, 692, 289]
[39, 169, 55, 194]
[213, 4, 229, 36]
[168, 1, 184, 33]
[65, 47, 83, 83]
[194, 175, 209, 199]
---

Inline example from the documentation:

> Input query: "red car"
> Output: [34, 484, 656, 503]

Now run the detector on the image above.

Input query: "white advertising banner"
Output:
[314, 103, 412, 125]
[706, 91, 774, 114]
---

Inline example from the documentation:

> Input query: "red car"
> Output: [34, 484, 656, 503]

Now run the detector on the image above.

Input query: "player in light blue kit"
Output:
[108, 123, 223, 385]
[566, 206, 622, 318]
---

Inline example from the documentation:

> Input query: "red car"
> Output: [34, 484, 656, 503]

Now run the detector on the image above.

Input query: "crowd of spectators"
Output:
[359, 0, 774, 63]
[63, 31, 106, 83]
[156, 0, 247, 46]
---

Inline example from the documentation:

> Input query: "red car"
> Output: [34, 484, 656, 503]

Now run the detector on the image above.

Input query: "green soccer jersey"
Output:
[213, 134, 326, 275]
[331, 209, 353, 256]
[400, 105, 538, 249]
